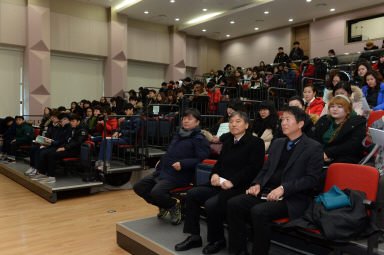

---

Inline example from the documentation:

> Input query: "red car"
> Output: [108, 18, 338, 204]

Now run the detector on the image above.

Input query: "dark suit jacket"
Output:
[252, 134, 323, 219]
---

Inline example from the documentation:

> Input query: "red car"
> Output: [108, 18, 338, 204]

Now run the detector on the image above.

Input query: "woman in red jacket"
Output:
[95, 107, 118, 140]
[303, 83, 324, 118]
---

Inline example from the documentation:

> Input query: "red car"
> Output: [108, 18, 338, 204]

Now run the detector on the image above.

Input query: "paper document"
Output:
[261, 193, 283, 200]
[369, 128, 384, 147]
[219, 177, 227, 184]
[362, 97, 371, 111]
[35, 135, 53, 146]
[216, 123, 229, 137]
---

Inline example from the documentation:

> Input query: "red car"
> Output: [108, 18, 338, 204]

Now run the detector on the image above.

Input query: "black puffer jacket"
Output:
[313, 115, 366, 163]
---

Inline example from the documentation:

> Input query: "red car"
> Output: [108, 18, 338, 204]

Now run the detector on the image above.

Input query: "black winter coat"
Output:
[212, 131, 265, 190]
[51, 124, 71, 148]
[155, 127, 210, 187]
[63, 125, 88, 153]
[313, 115, 366, 164]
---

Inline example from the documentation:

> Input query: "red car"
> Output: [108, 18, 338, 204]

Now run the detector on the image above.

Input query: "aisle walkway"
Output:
[0, 173, 156, 255]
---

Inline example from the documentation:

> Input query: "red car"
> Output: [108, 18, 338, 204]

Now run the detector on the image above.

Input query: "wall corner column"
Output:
[104, 10, 127, 97]
[24, 0, 51, 116]
[165, 27, 186, 81]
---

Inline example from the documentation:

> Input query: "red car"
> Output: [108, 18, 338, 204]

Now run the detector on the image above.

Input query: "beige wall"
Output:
[0, 0, 26, 46]
[186, 36, 198, 67]
[207, 39, 221, 73]
[127, 18, 170, 64]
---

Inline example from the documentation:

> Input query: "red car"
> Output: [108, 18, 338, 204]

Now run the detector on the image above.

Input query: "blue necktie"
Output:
[287, 141, 294, 151]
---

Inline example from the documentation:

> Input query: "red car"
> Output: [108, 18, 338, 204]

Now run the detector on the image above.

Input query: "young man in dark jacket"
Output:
[273, 47, 290, 64]
[31, 113, 72, 179]
[6, 116, 34, 162]
[37, 114, 87, 183]
[227, 106, 323, 255]
[289, 41, 304, 61]
[96, 103, 142, 169]
[134, 108, 210, 225]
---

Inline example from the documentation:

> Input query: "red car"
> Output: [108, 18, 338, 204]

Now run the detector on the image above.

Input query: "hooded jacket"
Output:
[321, 85, 364, 116]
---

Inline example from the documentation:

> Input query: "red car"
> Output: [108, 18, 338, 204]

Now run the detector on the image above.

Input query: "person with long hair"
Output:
[352, 61, 371, 87]
[323, 70, 350, 103]
[321, 81, 363, 116]
[314, 95, 366, 164]
[361, 70, 384, 110]
[252, 101, 279, 151]
[373, 52, 384, 77]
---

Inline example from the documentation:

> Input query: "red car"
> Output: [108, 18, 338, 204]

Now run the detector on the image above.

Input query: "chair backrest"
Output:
[367, 110, 384, 133]
[323, 163, 379, 202]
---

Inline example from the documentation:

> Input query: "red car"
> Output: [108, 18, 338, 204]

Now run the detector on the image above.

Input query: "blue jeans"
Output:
[98, 138, 129, 161]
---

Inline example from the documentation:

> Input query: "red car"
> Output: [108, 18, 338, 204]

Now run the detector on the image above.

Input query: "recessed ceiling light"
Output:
[230, 20, 235, 24]
[170, 0, 175, 2]
[306, 0, 312, 2]
[264, 11, 269, 14]
[202, 29, 207, 32]
[330, 8, 335, 12]
[144, 10, 149, 14]
[226, 34, 230, 37]
[175, 18, 180, 21]
[202, 8, 207, 12]
[288, 18, 293, 22]
[254, 27, 259, 30]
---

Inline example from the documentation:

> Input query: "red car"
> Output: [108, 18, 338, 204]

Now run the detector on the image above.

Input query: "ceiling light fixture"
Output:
[144, 10, 149, 14]
[186, 12, 223, 25]
[175, 18, 180, 21]
[288, 18, 293, 22]
[202, 8, 207, 12]
[114, 0, 142, 11]
[330, 8, 335, 12]
[264, 11, 269, 14]
[230, 20, 235, 24]
[226, 34, 230, 37]
[202, 29, 207, 32]
[170, 0, 175, 2]
[254, 27, 259, 30]
[306, 0, 312, 2]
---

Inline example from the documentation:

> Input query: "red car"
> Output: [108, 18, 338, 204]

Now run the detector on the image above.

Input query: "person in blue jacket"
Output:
[281, 64, 296, 89]
[134, 108, 210, 225]
[362, 70, 384, 111]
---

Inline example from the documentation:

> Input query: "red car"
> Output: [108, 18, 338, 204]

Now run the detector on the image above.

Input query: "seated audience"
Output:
[327, 49, 338, 67]
[252, 100, 278, 151]
[70, 101, 83, 116]
[129, 96, 143, 115]
[322, 70, 349, 103]
[227, 106, 323, 255]
[96, 104, 141, 169]
[159, 82, 168, 95]
[352, 61, 371, 87]
[31, 114, 71, 179]
[133, 109, 210, 225]
[321, 81, 363, 116]
[39, 114, 87, 183]
[281, 64, 296, 89]
[175, 111, 265, 254]
[3, 116, 34, 162]
[250, 71, 262, 88]
[243, 68, 253, 82]
[276, 96, 314, 138]
[92, 107, 118, 142]
[372, 52, 384, 78]
[273, 47, 290, 64]
[24, 110, 62, 176]
[299, 56, 314, 78]
[361, 70, 384, 111]
[83, 107, 94, 129]
[100, 96, 110, 108]
[0, 117, 16, 159]
[88, 107, 101, 136]
[314, 95, 366, 164]
[206, 81, 221, 113]
[303, 83, 324, 121]
[39, 107, 51, 130]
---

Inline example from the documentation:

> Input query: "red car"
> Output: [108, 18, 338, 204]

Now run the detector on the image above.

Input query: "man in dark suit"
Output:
[227, 106, 323, 255]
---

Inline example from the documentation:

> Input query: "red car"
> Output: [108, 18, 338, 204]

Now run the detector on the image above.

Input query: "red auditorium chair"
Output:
[273, 163, 380, 254]
[367, 110, 384, 133]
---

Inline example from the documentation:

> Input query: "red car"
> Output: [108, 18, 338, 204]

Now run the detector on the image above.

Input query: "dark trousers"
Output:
[10, 141, 31, 156]
[133, 173, 179, 209]
[46, 150, 77, 177]
[36, 147, 57, 174]
[227, 194, 288, 255]
[30, 145, 41, 168]
[183, 185, 243, 243]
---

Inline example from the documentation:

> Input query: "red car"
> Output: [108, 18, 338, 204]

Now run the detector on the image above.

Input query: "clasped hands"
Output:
[211, 174, 234, 190]
[246, 184, 284, 201]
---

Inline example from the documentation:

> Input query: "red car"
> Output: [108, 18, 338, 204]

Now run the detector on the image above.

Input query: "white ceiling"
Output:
[74, 0, 384, 41]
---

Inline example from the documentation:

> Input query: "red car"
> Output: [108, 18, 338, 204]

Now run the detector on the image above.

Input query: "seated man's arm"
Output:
[281, 142, 323, 197]
[64, 130, 88, 151]
[179, 136, 210, 171]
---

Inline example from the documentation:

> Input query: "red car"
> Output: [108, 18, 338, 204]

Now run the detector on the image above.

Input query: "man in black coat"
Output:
[227, 106, 323, 255]
[175, 111, 265, 254]
[134, 108, 210, 225]
[273, 47, 290, 64]
[39, 114, 88, 184]
[289, 41, 304, 61]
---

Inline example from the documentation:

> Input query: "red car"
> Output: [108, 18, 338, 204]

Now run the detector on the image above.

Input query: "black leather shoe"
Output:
[202, 239, 226, 254]
[175, 236, 202, 251]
